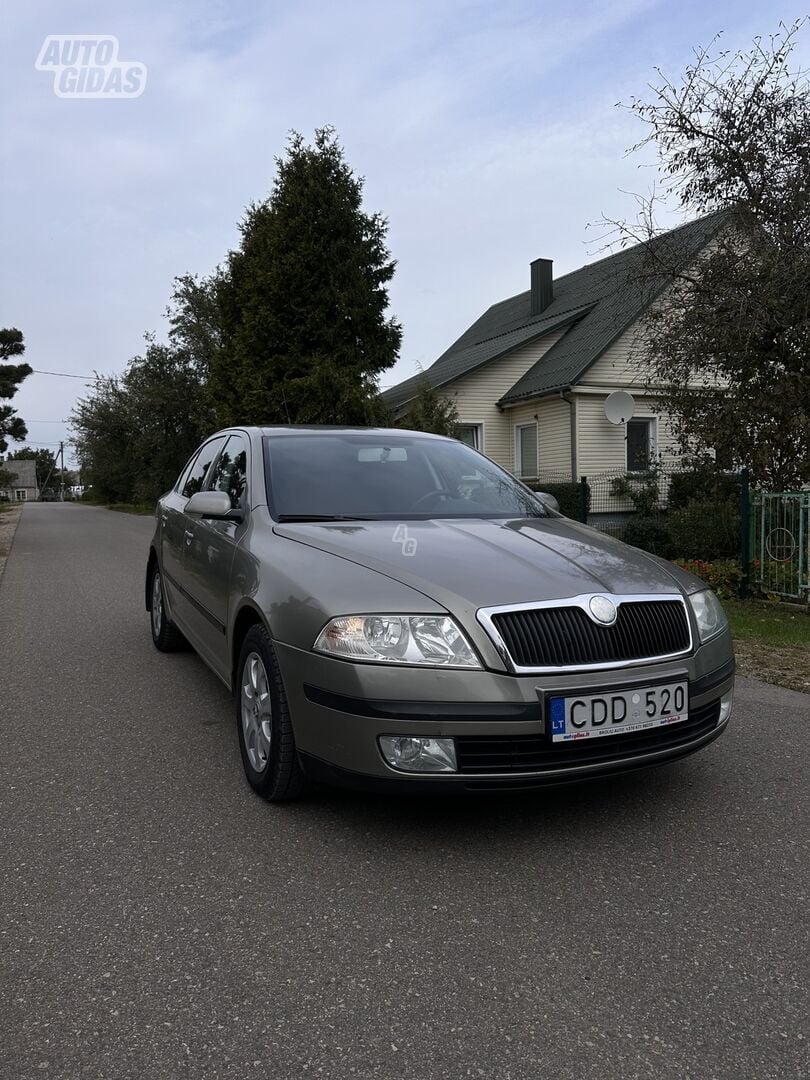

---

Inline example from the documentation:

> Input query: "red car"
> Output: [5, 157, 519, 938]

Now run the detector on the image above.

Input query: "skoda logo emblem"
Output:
[588, 595, 617, 626]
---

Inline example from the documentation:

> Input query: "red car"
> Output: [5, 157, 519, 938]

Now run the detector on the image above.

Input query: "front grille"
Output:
[455, 699, 721, 775]
[490, 599, 690, 669]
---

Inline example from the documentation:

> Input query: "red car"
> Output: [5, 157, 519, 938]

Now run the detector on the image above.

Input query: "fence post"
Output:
[579, 475, 588, 524]
[739, 468, 750, 599]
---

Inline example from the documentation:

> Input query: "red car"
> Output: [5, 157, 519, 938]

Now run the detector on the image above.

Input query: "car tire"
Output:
[236, 624, 307, 802]
[149, 565, 186, 652]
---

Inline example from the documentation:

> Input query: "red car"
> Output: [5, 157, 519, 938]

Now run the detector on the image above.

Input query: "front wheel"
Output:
[237, 624, 306, 802]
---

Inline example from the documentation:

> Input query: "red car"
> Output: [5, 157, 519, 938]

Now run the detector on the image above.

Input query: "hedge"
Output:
[668, 467, 740, 511]
[668, 496, 740, 560]
[621, 516, 675, 558]
[528, 481, 588, 521]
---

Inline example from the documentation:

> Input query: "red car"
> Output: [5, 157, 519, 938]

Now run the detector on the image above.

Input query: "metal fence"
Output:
[528, 467, 810, 603]
[750, 490, 810, 600]
[532, 467, 717, 535]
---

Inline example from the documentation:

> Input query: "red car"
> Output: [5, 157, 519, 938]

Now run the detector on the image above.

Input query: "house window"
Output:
[457, 423, 483, 451]
[626, 419, 653, 472]
[15, 489, 27, 502]
[515, 423, 538, 478]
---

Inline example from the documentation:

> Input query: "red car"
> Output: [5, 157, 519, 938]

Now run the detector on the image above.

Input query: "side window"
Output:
[206, 433, 249, 510]
[181, 437, 226, 499]
[176, 450, 201, 495]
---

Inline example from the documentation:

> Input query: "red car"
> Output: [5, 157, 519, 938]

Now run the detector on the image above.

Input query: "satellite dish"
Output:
[604, 390, 635, 425]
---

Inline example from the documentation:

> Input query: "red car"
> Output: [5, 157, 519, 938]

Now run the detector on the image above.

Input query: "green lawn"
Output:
[724, 599, 810, 646]
[724, 598, 810, 694]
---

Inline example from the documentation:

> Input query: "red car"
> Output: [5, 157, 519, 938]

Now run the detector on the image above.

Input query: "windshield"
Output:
[263, 433, 553, 521]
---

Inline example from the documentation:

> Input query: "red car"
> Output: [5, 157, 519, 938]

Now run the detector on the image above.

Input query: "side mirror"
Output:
[535, 492, 561, 514]
[184, 490, 242, 520]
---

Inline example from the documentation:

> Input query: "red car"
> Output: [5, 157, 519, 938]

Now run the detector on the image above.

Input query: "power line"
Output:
[16, 440, 66, 447]
[31, 369, 100, 380]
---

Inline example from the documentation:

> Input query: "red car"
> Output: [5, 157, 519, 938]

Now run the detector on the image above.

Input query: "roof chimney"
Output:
[530, 258, 553, 315]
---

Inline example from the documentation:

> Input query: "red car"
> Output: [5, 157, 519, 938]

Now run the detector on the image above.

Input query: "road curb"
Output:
[0, 505, 24, 584]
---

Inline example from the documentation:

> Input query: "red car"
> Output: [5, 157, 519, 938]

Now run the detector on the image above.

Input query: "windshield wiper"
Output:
[276, 514, 374, 522]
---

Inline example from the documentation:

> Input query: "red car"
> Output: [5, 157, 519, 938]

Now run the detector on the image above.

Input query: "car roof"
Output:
[250, 426, 451, 440]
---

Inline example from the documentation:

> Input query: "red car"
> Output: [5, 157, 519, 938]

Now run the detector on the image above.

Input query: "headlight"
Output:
[313, 614, 482, 668]
[688, 589, 728, 643]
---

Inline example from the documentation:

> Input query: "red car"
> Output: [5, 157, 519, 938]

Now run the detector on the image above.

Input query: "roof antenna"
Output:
[281, 384, 292, 424]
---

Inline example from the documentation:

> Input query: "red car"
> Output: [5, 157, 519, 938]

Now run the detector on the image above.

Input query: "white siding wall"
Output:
[574, 394, 681, 477]
[584, 295, 724, 392]
[583, 324, 648, 388]
[438, 329, 567, 472]
[508, 397, 571, 477]
[432, 310, 702, 480]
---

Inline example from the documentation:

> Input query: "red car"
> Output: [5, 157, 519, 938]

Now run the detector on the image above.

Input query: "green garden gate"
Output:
[751, 490, 810, 600]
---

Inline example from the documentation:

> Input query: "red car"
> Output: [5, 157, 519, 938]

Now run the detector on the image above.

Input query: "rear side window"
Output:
[175, 450, 201, 495]
[180, 437, 226, 498]
[207, 433, 249, 510]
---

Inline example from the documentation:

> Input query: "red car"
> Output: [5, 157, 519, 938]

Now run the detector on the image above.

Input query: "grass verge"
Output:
[725, 599, 810, 694]
[77, 499, 156, 515]
[0, 504, 23, 581]
[104, 503, 156, 516]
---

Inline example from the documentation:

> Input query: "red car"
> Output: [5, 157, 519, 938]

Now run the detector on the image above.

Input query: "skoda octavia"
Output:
[146, 427, 734, 800]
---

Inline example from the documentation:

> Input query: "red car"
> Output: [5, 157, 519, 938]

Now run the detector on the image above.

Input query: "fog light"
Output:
[379, 736, 457, 773]
[719, 687, 734, 724]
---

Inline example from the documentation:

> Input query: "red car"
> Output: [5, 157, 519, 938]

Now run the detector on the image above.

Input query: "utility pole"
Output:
[59, 441, 65, 502]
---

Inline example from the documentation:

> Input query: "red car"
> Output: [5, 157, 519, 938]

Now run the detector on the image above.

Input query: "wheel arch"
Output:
[231, 601, 272, 692]
[145, 547, 158, 611]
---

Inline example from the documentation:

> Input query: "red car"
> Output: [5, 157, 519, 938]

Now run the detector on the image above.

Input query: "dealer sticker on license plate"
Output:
[549, 681, 688, 742]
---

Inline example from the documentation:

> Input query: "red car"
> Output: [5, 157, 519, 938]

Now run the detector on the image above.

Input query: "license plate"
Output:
[549, 681, 688, 742]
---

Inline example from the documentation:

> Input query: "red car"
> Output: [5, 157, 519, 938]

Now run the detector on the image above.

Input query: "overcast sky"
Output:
[1, 1, 805, 467]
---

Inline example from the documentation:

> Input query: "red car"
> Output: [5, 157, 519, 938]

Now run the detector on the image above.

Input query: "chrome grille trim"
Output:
[476, 593, 694, 674]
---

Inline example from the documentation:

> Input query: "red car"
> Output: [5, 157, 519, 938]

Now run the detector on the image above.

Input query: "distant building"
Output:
[0, 458, 39, 502]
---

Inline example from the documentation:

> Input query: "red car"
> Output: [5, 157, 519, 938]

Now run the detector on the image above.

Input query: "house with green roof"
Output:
[383, 211, 728, 481]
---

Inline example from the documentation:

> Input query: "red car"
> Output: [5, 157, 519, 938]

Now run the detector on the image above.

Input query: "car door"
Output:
[181, 432, 250, 676]
[160, 436, 226, 633]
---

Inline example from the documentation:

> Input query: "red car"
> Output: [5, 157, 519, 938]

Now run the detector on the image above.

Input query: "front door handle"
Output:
[184, 529, 193, 546]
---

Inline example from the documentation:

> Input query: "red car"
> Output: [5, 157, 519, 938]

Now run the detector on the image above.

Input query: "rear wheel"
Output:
[237, 624, 306, 802]
[149, 565, 185, 652]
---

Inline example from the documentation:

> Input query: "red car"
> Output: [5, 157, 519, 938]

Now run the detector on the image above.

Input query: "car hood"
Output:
[273, 516, 693, 620]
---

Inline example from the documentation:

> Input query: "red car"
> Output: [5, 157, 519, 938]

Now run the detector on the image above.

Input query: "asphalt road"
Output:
[1, 503, 808, 1080]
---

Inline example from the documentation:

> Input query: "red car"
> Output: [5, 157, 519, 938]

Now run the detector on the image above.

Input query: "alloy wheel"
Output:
[151, 571, 164, 637]
[241, 651, 273, 771]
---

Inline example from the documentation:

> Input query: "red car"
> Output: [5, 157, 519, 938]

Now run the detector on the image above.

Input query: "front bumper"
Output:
[276, 631, 735, 792]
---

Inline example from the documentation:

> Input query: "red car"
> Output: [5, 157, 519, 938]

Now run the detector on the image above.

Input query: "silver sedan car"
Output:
[146, 426, 734, 801]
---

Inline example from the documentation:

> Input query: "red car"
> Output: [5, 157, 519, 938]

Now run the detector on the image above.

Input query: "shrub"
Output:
[610, 472, 662, 516]
[673, 558, 742, 599]
[669, 497, 740, 560]
[669, 467, 740, 510]
[529, 481, 588, 521]
[621, 516, 675, 558]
